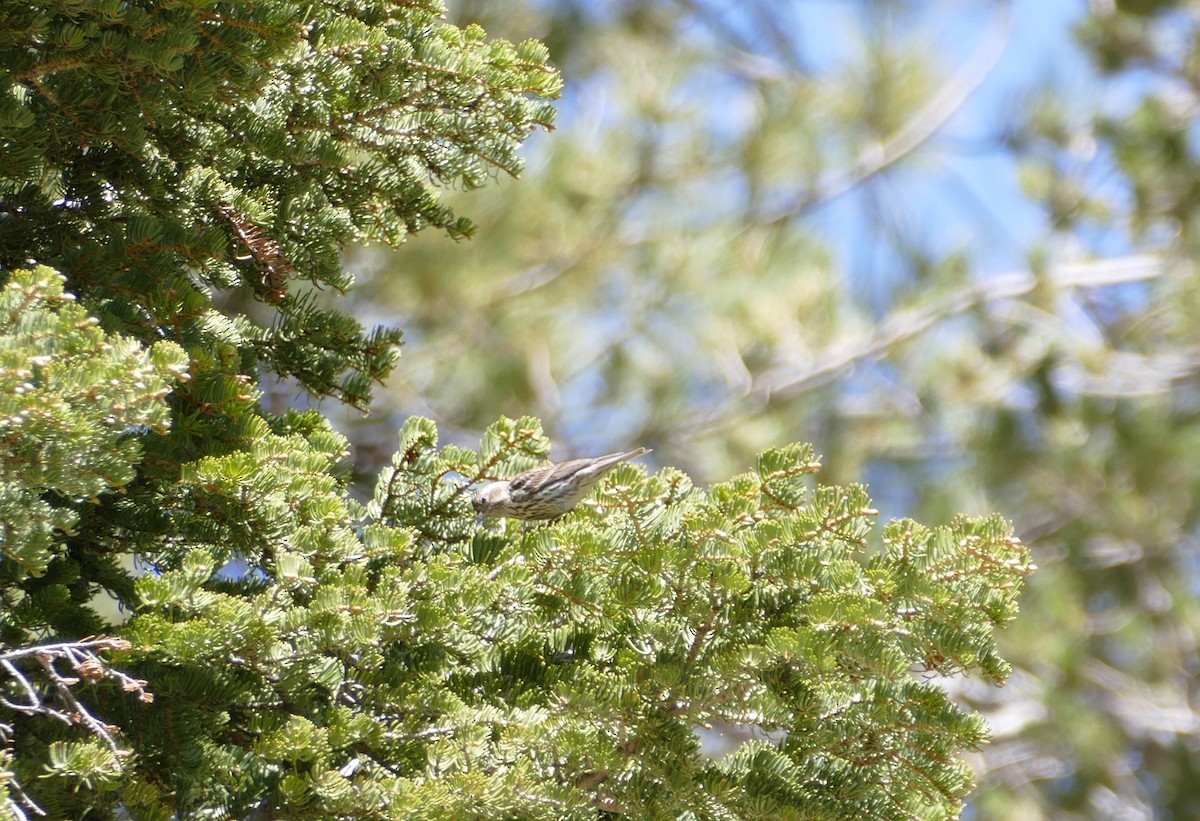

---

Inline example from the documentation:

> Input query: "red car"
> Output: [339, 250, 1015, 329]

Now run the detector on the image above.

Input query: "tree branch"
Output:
[762, 0, 1014, 220]
[681, 253, 1171, 435]
[0, 637, 154, 819]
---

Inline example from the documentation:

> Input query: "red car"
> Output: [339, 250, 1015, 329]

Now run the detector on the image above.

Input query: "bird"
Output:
[472, 448, 650, 520]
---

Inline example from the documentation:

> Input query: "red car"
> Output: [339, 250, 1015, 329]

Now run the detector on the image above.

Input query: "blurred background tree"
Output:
[318, 1, 1200, 819]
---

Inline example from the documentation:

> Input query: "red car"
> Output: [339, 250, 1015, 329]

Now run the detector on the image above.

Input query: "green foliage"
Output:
[0, 265, 185, 592]
[343, 419, 1030, 820]
[0, 2, 1034, 819]
[0, 0, 559, 410]
[1, 407, 1032, 819]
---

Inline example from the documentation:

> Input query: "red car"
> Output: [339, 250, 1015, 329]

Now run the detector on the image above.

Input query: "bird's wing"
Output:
[509, 449, 650, 496]
[507, 463, 561, 495]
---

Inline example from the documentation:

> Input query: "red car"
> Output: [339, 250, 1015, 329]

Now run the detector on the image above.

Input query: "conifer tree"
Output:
[1, 2, 1032, 819]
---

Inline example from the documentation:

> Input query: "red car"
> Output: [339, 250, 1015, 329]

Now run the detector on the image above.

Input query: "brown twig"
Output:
[1, 637, 153, 819]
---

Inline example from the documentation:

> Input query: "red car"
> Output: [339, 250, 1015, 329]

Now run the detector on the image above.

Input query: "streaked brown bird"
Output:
[472, 448, 650, 520]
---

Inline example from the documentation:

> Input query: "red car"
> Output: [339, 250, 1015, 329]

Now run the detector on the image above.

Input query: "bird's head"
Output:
[472, 481, 512, 518]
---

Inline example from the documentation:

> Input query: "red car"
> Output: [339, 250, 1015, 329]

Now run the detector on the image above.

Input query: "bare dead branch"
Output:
[0, 636, 154, 816]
